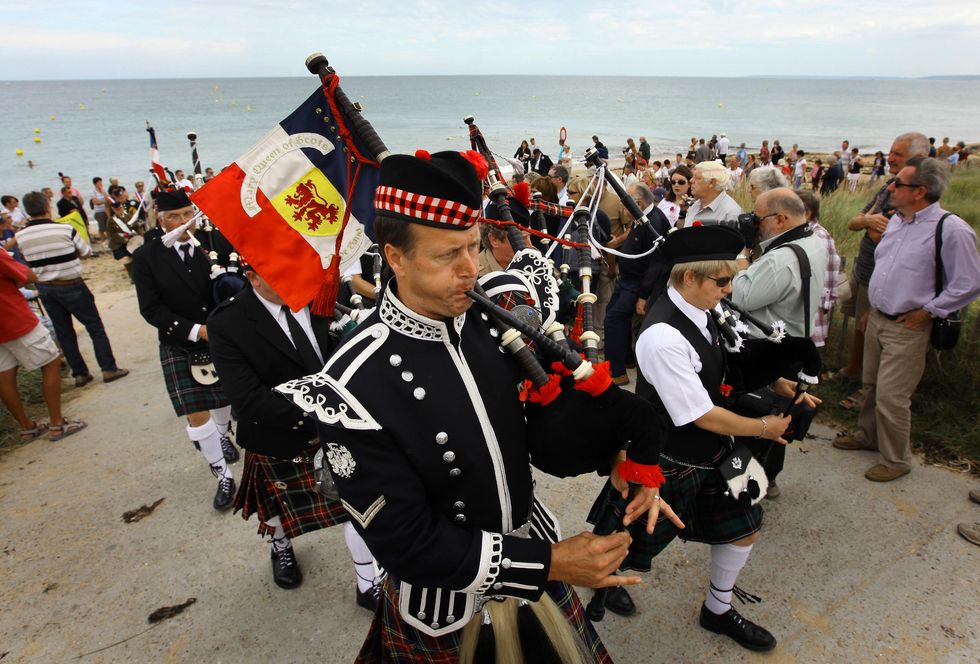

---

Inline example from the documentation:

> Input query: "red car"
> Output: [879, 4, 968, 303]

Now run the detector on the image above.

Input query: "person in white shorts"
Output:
[0, 249, 86, 441]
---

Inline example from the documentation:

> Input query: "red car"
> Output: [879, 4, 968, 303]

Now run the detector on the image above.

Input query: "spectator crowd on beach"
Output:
[1, 126, 979, 662]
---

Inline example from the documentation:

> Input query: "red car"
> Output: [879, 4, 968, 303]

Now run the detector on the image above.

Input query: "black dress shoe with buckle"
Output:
[356, 584, 381, 611]
[220, 434, 240, 464]
[699, 604, 776, 652]
[271, 545, 303, 589]
[604, 586, 637, 617]
[213, 476, 235, 511]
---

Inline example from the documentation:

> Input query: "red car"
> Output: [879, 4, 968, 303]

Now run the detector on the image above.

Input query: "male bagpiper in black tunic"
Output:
[131, 189, 238, 510]
[590, 225, 814, 652]
[276, 149, 676, 663]
[208, 268, 381, 600]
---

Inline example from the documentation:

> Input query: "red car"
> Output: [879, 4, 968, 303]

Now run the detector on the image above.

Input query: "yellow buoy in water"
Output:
[231, 100, 237, 106]
[16, 148, 24, 156]
[34, 136, 41, 143]
[718, 102, 723, 108]
[246, 105, 252, 112]
[50, 115, 56, 121]
[79, 103, 85, 110]
[34, 127, 40, 133]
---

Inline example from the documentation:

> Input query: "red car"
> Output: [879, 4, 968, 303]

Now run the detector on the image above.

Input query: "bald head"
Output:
[755, 187, 806, 241]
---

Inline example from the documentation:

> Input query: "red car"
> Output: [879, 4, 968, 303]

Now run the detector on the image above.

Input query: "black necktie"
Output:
[706, 312, 719, 347]
[281, 306, 321, 372]
[179, 244, 193, 268]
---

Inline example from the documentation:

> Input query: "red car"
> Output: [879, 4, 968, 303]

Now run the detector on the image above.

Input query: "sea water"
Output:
[2, 75, 979, 198]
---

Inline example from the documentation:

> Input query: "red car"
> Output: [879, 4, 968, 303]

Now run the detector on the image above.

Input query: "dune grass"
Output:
[735, 166, 980, 466]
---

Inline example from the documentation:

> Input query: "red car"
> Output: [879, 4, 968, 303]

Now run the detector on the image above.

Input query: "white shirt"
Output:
[657, 199, 681, 227]
[686, 191, 743, 225]
[253, 289, 325, 366]
[176, 178, 195, 191]
[557, 186, 569, 207]
[6, 206, 26, 227]
[635, 287, 715, 427]
[717, 137, 730, 154]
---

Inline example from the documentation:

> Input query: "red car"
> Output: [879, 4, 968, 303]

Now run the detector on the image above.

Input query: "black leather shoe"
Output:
[213, 476, 235, 511]
[356, 584, 380, 611]
[699, 604, 776, 652]
[271, 545, 303, 589]
[220, 434, 240, 464]
[604, 586, 637, 617]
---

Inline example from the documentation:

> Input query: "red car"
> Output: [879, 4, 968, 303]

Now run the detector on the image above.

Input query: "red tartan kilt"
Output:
[233, 450, 348, 538]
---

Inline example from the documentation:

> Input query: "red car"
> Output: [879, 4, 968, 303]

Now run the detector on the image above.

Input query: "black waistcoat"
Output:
[635, 294, 727, 462]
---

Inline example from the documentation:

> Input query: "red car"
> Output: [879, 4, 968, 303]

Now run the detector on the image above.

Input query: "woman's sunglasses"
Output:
[705, 275, 733, 287]
[671, 179, 688, 185]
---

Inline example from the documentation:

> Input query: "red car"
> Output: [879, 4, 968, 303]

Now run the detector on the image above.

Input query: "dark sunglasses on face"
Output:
[705, 275, 733, 287]
[892, 180, 922, 189]
[671, 179, 687, 185]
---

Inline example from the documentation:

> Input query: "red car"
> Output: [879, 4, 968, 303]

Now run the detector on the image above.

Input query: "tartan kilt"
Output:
[159, 344, 228, 417]
[588, 446, 763, 573]
[356, 576, 613, 663]
[232, 449, 348, 539]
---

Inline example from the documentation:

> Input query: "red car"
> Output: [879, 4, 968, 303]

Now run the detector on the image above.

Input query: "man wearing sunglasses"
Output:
[834, 157, 980, 482]
[729, 188, 827, 497]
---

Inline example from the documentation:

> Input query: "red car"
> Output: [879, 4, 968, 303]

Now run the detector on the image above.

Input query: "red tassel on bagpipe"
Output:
[518, 374, 562, 406]
[573, 360, 612, 397]
[616, 458, 666, 488]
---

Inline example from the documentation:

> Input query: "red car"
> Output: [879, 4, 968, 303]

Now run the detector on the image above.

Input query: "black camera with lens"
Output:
[717, 212, 761, 250]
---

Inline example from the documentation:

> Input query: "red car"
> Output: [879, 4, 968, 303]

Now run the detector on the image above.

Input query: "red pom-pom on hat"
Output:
[414, 149, 431, 161]
[459, 150, 489, 181]
[512, 181, 531, 208]
[692, 220, 703, 226]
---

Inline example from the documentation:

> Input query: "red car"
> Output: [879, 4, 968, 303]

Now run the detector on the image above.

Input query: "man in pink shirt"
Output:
[0, 250, 87, 441]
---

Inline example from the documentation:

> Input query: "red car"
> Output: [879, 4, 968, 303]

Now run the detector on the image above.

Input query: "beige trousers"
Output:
[856, 309, 931, 471]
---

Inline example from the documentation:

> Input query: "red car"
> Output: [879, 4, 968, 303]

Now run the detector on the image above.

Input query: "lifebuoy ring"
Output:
[559, 127, 567, 143]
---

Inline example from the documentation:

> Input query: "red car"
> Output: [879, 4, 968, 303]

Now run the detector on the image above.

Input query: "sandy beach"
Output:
[0, 251, 978, 662]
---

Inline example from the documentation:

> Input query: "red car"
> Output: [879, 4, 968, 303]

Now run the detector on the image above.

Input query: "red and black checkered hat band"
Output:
[375, 185, 481, 229]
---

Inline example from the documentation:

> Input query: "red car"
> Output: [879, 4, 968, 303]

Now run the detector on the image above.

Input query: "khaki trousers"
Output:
[856, 309, 931, 471]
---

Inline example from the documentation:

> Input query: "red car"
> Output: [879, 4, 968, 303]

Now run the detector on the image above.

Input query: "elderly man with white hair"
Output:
[747, 166, 788, 202]
[686, 161, 744, 225]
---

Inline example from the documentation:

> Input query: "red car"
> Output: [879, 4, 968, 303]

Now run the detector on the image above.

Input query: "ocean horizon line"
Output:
[3, 73, 979, 84]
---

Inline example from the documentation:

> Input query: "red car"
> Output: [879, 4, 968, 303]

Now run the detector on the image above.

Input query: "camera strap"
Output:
[782, 242, 812, 339]
[934, 213, 954, 301]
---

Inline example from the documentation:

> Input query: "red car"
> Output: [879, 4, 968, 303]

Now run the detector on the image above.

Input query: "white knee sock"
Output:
[345, 522, 382, 593]
[211, 405, 232, 436]
[705, 543, 753, 615]
[266, 516, 290, 551]
[187, 419, 232, 479]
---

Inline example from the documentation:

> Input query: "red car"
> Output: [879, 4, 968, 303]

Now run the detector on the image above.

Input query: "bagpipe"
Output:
[712, 298, 821, 444]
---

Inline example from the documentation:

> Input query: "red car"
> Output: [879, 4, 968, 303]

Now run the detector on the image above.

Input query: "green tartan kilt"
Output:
[233, 449, 349, 539]
[159, 344, 228, 417]
[588, 446, 763, 572]
[355, 576, 613, 663]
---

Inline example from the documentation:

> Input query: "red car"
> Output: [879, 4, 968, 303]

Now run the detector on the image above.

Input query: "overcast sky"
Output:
[2, 1, 979, 80]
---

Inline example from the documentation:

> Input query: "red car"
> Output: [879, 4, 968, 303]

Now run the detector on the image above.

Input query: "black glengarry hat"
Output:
[663, 224, 744, 264]
[374, 149, 488, 230]
[155, 189, 192, 212]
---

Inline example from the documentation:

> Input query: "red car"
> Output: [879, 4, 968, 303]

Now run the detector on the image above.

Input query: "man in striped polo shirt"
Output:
[14, 192, 128, 388]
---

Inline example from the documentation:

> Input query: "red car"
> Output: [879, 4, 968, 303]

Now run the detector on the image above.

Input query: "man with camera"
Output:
[834, 157, 980, 482]
[729, 188, 827, 496]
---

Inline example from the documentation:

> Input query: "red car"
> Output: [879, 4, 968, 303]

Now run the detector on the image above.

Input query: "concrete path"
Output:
[1, 280, 977, 663]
